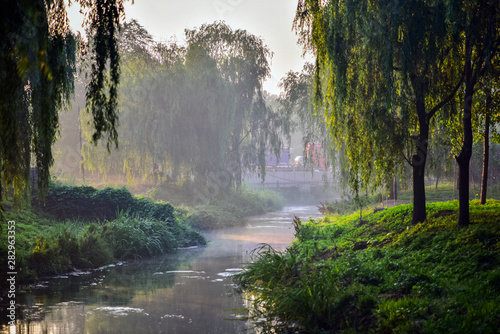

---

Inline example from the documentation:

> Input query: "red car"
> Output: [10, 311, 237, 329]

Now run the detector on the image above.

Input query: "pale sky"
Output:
[67, 0, 312, 95]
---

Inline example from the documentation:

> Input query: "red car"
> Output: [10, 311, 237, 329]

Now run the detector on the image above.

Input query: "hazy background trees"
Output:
[54, 21, 288, 200]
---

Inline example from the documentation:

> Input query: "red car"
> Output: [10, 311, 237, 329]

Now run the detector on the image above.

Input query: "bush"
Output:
[102, 210, 206, 259]
[325, 193, 381, 216]
[80, 223, 113, 267]
[1, 184, 207, 284]
[35, 184, 175, 222]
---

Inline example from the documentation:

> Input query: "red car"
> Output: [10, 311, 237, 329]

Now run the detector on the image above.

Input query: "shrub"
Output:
[80, 223, 113, 267]
[103, 213, 176, 259]
[35, 184, 176, 222]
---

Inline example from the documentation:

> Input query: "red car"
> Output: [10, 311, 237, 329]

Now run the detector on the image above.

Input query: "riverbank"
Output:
[0, 183, 282, 287]
[1, 206, 318, 333]
[0, 184, 206, 286]
[235, 200, 500, 333]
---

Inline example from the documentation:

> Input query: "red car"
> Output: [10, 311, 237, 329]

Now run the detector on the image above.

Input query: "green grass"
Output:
[397, 181, 500, 202]
[0, 181, 281, 288]
[0, 184, 207, 285]
[323, 193, 383, 216]
[234, 200, 500, 333]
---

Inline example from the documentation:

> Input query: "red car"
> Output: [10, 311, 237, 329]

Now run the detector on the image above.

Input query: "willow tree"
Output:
[475, 82, 500, 205]
[294, 0, 463, 223]
[278, 63, 346, 187]
[279, 63, 330, 156]
[446, 0, 499, 226]
[185, 22, 278, 188]
[81, 22, 237, 188]
[0, 0, 126, 206]
[81, 21, 286, 192]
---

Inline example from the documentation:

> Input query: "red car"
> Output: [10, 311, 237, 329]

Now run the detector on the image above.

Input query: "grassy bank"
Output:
[0, 184, 206, 285]
[235, 200, 500, 333]
[391, 182, 500, 203]
[0, 182, 283, 286]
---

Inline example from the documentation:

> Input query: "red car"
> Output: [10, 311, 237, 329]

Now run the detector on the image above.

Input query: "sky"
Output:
[67, 0, 312, 95]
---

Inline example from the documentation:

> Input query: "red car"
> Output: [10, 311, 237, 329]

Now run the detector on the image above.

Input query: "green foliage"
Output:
[185, 22, 275, 177]
[236, 201, 500, 333]
[0, 184, 206, 285]
[103, 212, 176, 259]
[29, 224, 85, 276]
[78, 20, 286, 190]
[324, 194, 382, 216]
[13, 207, 205, 279]
[82, 0, 125, 149]
[189, 203, 243, 229]
[189, 190, 283, 229]
[278, 63, 336, 184]
[293, 0, 499, 225]
[35, 183, 175, 221]
[0, 0, 126, 206]
[80, 223, 113, 267]
[220, 187, 284, 216]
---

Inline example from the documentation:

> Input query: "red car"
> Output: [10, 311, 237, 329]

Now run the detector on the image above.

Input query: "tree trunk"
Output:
[231, 101, 246, 190]
[393, 177, 398, 201]
[412, 97, 429, 224]
[457, 36, 475, 228]
[389, 176, 398, 200]
[480, 91, 492, 205]
[79, 110, 85, 185]
[413, 162, 427, 223]
[453, 164, 457, 199]
[456, 150, 471, 227]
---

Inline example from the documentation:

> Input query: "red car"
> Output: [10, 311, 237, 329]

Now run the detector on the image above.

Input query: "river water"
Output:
[4, 206, 322, 334]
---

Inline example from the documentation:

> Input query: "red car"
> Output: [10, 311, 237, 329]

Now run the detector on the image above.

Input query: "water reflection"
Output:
[4, 206, 322, 334]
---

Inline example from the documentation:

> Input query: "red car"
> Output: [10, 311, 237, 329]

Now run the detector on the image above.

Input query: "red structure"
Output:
[305, 142, 328, 170]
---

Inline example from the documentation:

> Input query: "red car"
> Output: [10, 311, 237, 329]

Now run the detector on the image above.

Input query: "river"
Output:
[4, 206, 322, 334]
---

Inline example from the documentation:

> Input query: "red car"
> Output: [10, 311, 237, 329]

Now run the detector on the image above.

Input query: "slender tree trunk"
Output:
[389, 177, 395, 200]
[413, 162, 427, 223]
[393, 177, 398, 206]
[412, 97, 429, 224]
[457, 36, 474, 227]
[231, 101, 246, 190]
[453, 164, 457, 199]
[79, 109, 85, 185]
[456, 147, 471, 227]
[480, 91, 492, 205]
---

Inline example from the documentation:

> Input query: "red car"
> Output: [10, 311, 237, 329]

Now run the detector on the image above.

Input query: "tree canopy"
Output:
[0, 0, 126, 206]
[293, 0, 498, 224]
[185, 21, 281, 187]
[78, 21, 286, 196]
